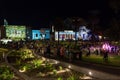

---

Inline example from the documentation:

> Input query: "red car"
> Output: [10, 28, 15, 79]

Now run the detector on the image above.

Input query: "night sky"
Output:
[0, 0, 112, 29]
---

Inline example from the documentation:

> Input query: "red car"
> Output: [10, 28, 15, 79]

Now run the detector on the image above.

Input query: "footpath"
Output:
[47, 56, 120, 79]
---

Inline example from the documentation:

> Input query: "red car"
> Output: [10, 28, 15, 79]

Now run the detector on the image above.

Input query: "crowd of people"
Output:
[0, 40, 120, 62]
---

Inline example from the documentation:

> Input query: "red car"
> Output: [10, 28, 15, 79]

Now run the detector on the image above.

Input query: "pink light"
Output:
[102, 43, 111, 52]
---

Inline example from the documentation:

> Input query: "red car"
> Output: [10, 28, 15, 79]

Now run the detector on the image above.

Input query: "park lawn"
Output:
[82, 54, 120, 67]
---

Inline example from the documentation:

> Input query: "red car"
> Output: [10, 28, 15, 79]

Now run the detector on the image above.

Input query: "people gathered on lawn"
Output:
[1, 40, 120, 62]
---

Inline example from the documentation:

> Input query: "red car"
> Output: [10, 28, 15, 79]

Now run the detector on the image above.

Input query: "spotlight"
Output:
[47, 59, 49, 61]
[55, 61, 58, 64]
[68, 65, 71, 68]
[88, 71, 92, 75]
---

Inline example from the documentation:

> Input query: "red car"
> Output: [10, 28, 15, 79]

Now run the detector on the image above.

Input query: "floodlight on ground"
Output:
[68, 65, 71, 68]
[81, 76, 92, 79]
[55, 61, 58, 64]
[19, 69, 26, 73]
[66, 68, 70, 71]
[47, 59, 49, 61]
[88, 71, 92, 75]
[42, 57, 46, 61]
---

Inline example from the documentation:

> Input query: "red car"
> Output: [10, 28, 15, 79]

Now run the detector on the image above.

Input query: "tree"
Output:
[109, 0, 120, 15]
[69, 17, 87, 46]
[105, 0, 120, 40]
[104, 18, 120, 40]
[53, 17, 65, 44]
[64, 18, 73, 30]
[87, 10, 102, 34]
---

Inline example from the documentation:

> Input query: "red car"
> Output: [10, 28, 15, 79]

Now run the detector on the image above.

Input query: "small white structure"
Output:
[0, 39, 12, 44]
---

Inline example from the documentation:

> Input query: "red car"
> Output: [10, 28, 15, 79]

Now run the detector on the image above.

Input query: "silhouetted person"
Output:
[57, 46, 60, 57]
[103, 50, 108, 62]
[86, 47, 90, 56]
[46, 45, 51, 57]
[79, 49, 82, 60]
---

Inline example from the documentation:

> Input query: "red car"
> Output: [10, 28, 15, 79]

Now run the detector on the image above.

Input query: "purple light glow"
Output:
[89, 43, 119, 54]
[102, 43, 112, 52]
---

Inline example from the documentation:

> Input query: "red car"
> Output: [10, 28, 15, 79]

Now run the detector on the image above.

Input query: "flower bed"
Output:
[7, 49, 92, 79]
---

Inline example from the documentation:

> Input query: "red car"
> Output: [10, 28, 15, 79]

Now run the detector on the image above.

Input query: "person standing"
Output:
[103, 50, 109, 62]
[47, 45, 51, 57]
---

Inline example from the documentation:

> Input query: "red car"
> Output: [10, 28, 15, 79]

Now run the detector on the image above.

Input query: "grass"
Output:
[82, 54, 120, 67]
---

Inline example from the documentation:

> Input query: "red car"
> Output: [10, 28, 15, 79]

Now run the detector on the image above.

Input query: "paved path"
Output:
[74, 60, 120, 76]
[60, 60, 120, 79]
[47, 56, 120, 79]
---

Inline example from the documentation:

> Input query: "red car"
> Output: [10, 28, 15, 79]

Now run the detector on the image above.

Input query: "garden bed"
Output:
[7, 49, 93, 80]
[0, 64, 24, 80]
